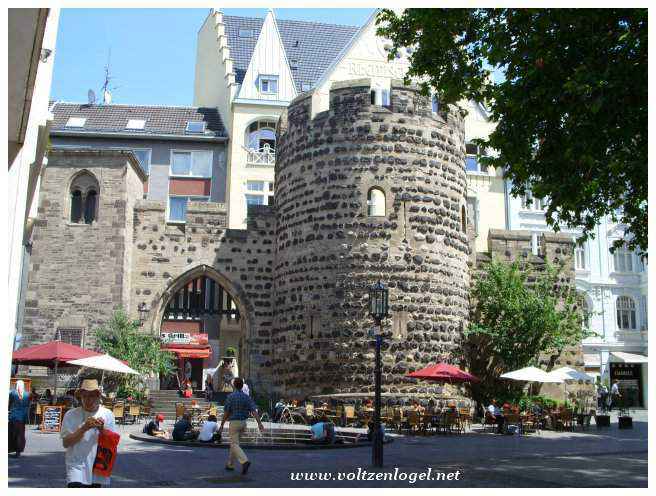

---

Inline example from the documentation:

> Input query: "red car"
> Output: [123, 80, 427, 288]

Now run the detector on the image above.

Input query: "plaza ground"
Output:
[8, 411, 647, 488]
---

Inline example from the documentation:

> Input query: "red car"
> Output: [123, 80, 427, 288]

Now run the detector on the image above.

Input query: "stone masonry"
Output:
[21, 80, 585, 400]
[273, 79, 471, 397]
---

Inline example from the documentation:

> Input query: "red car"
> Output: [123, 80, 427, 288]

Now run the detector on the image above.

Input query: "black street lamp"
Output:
[368, 281, 389, 468]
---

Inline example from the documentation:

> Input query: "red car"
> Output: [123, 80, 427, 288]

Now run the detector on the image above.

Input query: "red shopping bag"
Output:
[93, 429, 120, 477]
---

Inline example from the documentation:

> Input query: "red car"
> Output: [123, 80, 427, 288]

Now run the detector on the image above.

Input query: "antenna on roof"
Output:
[101, 48, 116, 105]
[87, 89, 96, 105]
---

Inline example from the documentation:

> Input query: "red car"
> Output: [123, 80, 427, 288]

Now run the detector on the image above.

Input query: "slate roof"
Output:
[223, 15, 361, 92]
[50, 103, 228, 138]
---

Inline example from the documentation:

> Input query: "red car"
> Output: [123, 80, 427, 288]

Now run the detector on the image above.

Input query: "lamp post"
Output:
[368, 281, 389, 468]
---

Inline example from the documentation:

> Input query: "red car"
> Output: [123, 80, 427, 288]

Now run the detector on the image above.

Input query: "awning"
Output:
[610, 352, 648, 364]
[163, 347, 211, 359]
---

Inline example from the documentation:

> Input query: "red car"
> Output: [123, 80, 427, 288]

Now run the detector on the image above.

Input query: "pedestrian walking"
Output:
[609, 380, 621, 411]
[9, 380, 30, 458]
[218, 377, 264, 475]
[60, 379, 116, 487]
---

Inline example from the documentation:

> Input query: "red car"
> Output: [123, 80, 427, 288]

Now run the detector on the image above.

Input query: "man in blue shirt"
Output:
[218, 377, 264, 475]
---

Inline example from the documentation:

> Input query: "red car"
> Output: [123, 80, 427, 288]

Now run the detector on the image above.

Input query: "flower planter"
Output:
[595, 414, 611, 428]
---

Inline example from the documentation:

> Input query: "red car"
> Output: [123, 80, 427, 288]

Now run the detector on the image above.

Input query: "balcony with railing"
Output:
[244, 144, 275, 167]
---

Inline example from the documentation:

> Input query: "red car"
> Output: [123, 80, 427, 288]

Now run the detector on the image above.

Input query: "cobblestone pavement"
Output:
[8, 411, 647, 488]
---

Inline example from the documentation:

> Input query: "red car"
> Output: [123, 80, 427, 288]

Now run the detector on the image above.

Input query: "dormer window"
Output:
[126, 119, 146, 130]
[238, 28, 254, 38]
[185, 121, 206, 133]
[290, 59, 299, 70]
[66, 117, 86, 128]
[301, 82, 312, 92]
[259, 75, 278, 95]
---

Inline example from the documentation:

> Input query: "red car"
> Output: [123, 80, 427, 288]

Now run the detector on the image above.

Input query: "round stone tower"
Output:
[273, 78, 471, 397]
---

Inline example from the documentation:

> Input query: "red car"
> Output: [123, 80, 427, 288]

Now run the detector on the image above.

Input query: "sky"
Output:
[50, 8, 375, 106]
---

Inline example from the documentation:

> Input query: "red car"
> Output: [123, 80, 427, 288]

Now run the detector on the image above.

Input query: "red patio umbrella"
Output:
[406, 363, 480, 383]
[12, 341, 101, 398]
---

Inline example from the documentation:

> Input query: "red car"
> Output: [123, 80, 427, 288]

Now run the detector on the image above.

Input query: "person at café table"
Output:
[487, 399, 505, 434]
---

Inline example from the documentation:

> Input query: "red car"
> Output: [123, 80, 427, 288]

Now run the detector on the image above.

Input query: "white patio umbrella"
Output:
[67, 354, 139, 375]
[547, 367, 594, 383]
[67, 354, 139, 390]
[500, 366, 564, 383]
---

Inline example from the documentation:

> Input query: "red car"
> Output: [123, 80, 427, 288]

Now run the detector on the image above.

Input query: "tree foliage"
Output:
[377, 9, 647, 255]
[461, 259, 591, 404]
[94, 309, 175, 398]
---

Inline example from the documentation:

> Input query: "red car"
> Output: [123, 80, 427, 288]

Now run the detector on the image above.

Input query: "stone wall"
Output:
[274, 79, 471, 397]
[21, 149, 147, 349]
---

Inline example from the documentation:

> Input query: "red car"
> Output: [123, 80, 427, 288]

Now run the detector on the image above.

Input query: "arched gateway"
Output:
[149, 265, 253, 390]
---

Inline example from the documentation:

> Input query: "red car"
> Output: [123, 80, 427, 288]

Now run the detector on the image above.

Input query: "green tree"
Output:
[94, 309, 175, 398]
[377, 9, 647, 255]
[462, 259, 590, 404]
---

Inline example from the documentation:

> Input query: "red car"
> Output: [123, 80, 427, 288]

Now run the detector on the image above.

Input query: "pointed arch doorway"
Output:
[154, 265, 251, 391]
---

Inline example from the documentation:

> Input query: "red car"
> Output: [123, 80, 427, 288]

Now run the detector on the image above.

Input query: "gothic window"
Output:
[69, 171, 99, 224]
[613, 244, 634, 272]
[70, 190, 83, 223]
[367, 187, 386, 216]
[616, 296, 636, 330]
[575, 241, 587, 270]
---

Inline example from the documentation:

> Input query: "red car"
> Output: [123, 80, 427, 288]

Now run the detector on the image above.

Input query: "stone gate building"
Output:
[21, 79, 581, 398]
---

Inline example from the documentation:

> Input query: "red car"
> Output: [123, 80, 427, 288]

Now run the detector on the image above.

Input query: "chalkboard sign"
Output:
[41, 406, 63, 432]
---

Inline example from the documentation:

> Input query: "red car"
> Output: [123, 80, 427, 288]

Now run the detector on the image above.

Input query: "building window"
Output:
[575, 242, 587, 270]
[522, 189, 547, 211]
[57, 328, 84, 347]
[616, 296, 637, 330]
[69, 171, 99, 224]
[370, 87, 391, 107]
[613, 244, 634, 272]
[461, 205, 467, 232]
[367, 187, 386, 216]
[185, 121, 206, 133]
[132, 149, 151, 174]
[245, 180, 274, 206]
[170, 150, 212, 177]
[238, 28, 254, 38]
[246, 121, 277, 152]
[259, 75, 279, 95]
[466, 197, 478, 235]
[126, 119, 146, 130]
[168, 196, 209, 222]
[65, 117, 86, 128]
[580, 297, 590, 329]
[301, 82, 312, 92]
[465, 143, 488, 173]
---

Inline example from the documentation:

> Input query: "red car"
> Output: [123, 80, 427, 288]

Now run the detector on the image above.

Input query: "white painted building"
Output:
[507, 194, 648, 407]
[8, 8, 60, 350]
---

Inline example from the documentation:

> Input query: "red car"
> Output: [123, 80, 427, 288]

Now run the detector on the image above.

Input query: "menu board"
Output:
[41, 406, 63, 432]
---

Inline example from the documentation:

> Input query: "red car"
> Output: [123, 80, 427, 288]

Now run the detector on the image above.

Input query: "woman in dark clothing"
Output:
[9, 380, 30, 457]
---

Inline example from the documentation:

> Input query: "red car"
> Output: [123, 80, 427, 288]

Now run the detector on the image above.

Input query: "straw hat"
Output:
[78, 379, 101, 393]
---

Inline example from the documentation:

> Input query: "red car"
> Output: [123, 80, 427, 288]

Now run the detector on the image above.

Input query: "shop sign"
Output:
[160, 332, 208, 346]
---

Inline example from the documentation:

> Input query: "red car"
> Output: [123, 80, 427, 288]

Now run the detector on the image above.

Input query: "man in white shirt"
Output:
[198, 414, 220, 443]
[487, 400, 505, 434]
[60, 379, 116, 487]
[609, 380, 621, 411]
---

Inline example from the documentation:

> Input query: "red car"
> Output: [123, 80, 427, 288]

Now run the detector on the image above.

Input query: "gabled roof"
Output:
[223, 15, 360, 92]
[50, 102, 228, 139]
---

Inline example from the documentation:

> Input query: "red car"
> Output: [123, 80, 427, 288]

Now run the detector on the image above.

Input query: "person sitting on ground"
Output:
[487, 399, 505, 434]
[310, 415, 336, 444]
[143, 414, 166, 437]
[172, 413, 197, 441]
[198, 414, 221, 443]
